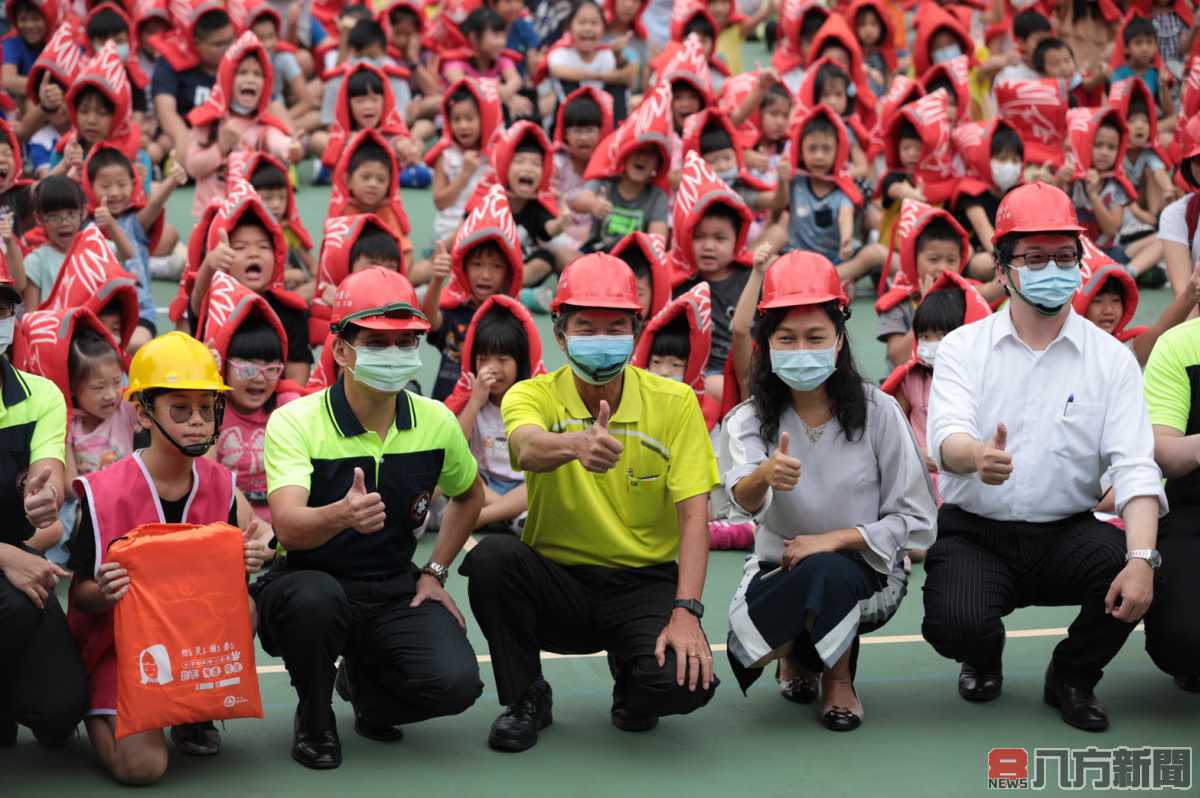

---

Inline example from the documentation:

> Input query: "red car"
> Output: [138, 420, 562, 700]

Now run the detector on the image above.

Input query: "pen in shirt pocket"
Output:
[1063, 393, 1074, 416]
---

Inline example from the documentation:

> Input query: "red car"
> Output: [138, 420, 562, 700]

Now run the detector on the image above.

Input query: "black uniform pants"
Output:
[0, 573, 87, 740]
[460, 534, 718, 714]
[253, 565, 482, 732]
[1144, 509, 1200, 679]
[922, 505, 1135, 690]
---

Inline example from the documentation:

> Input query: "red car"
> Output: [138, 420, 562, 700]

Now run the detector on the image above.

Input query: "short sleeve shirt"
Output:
[0, 359, 67, 545]
[150, 61, 215, 118]
[1142, 317, 1200, 504]
[2, 36, 41, 74]
[264, 381, 478, 578]
[501, 365, 719, 568]
[583, 178, 669, 251]
[787, 177, 851, 261]
[1158, 194, 1200, 263]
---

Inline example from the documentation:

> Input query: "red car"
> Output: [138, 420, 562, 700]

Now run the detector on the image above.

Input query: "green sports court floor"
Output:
[6, 111, 1198, 796]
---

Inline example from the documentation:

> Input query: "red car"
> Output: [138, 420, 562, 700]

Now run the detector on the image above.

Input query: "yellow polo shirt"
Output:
[502, 365, 719, 568]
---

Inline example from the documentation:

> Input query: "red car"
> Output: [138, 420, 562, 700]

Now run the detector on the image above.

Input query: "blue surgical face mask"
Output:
[1068, 71, 1083, 90]
[350, 344, 421, 393]
[1010, 261, 1081, 315]
[565, 334, 634, 385]
[230, 99, 256, 115]
[115, 43, 130, 61]
[716, 167, 739, 183]
[770, 345, 838, 392]
[932, 44, 962, 64]
[0, 315, 13, 350]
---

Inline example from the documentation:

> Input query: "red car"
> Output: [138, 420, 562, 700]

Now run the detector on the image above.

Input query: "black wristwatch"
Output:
[673, 598, 704, 620]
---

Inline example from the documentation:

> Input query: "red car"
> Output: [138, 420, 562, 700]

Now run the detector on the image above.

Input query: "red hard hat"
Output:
[757, 252, 848, 312]
[330, 267, 431, 333]
[991, 182, 1084, 245]
[550, 253, 641, 313]
[1180, 115, 1200, 188]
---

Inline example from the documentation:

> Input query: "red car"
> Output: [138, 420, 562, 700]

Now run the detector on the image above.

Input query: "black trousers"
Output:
[460, 534, 718, 714]
[0, 574, 87, 740]
[922, 505, 1135, 690]
[253, 565, 483, 732]
[1144, 509, 1200, 679]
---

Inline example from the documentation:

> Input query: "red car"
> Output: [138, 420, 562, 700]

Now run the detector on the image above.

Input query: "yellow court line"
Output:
[252, 625, 1143, 675]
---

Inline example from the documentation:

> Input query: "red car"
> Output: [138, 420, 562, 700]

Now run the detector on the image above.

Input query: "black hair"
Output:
[1013, 9, 1052, 41]
[750, 301, 866, 443]
[349, 223, 401, 266]
[73, 85, 115, 115]
[801, 113, 838, 142]
[1095, 275, 1126, 299]
[682, 13, 716, 40]
[799, 8, 827, 40]
[349, 19, 388, 52]
[1032, 36, 1071, 74]
[85, 147, 134, 183]
[448, 86, 479, 112]
[1098, 116, 1124, 141]
[701, 202, 744, 236]
[10, 0, 40, 18]
[1126, 95, 1150, 120]
[562, 95, 603, 129]
[461, 7, 507, 37]
[698, 125, 733, 155]
[464, 239, 510, 270]
[249, 161, 289, 193]
[990, 124, 1024, 160]
[86, 7, 129, 43]
[472, 305, 531, 381]
[619, 244, 651, 279]
[912, 288, 966, 337]
[347, 138, 393, 180]
[1123, 16, 1156, 46]
[514, 130, 546, 156]
[194, 8, 232, 40]
[226, 315, 284, 362]
[35, 175, 86, 215]
[763, 82, 793, 109]
[897, 118, 920, 143]
[854, 5, 885, 39]
[567, 0, 605, 29]
[649, 316, 690, 361]
[814, 63, 854, 114]
[341, 4, 374, 23]
[98, 297, 124, 319]
[232, 208, 272, 239]
[995, 233, 1083, 264]
[916, 217, 962, 257]
[389, 5, 421, 28]
[68, 326, 122, 395]
[346, 67, 385, 99]
[925, 76, 956, 104]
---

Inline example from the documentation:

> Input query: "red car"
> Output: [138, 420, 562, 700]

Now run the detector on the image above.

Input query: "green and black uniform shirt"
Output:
[0, 357, 66, 546]
[264, 379, 478, 579]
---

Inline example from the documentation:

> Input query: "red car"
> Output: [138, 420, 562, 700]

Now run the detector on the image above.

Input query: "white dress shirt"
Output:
[927, 307, 1167, 522]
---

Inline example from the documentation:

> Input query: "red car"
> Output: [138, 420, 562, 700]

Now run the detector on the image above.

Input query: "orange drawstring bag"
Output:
[109, 523, 264, 739]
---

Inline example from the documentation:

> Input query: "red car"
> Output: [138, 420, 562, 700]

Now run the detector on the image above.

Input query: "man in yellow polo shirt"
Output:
[461, 254, 720, 753]
[259, 268, 484, 770]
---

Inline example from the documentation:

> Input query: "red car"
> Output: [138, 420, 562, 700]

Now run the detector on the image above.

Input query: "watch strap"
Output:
[673, 598, 704, 619]
[421, 561, 449, 586]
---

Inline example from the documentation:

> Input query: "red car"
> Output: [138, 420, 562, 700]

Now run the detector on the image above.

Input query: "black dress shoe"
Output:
[607, 653, 658, 732]
[335, 659, 403, 741]
[821, 706, 863, 732]
[958, 663, 1003, 702]
[488, 679, 553, 752]
[1174, 675, 1200, 693]
[778, 669, 820, 704]
[1043, 665, 1108, 732]
[292, 709, 342, 770]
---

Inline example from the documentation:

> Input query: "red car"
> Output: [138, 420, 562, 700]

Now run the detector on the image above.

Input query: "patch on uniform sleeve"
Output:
[410, 491, 432, 524]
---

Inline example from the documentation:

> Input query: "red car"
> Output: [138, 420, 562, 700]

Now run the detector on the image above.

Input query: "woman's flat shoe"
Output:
[778, 671, 820, 704]
[821, 705, 863, 731]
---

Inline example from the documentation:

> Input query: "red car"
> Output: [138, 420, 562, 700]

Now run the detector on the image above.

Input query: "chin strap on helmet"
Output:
[139, 392, 227, 457]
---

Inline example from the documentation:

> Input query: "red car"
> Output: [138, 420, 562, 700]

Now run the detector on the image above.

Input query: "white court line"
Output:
[252, 625, 1144, 675]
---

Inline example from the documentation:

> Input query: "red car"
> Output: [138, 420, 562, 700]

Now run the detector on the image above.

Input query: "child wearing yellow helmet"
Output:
[66, 332, 275, 785]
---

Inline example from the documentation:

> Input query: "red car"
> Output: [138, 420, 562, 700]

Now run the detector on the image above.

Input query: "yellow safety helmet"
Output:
[124, 331, 231, 401]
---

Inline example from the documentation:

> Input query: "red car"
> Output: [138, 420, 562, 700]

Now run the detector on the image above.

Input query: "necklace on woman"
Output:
[800, 418, 826, 445]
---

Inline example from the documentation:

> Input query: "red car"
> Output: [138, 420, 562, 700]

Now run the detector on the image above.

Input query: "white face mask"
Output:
[230, 99, 256, 115]
[349, 344, 422, 394]
[0, 316, 13, 350]
[932, 44, 962, 64]
[991, 159, 1022, 191]
[917, 340, 939, 366]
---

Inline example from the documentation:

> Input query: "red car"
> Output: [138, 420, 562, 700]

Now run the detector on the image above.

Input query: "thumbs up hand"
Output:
[23, 466, 60, 529]
[342, 467, 387, 533]
[975, 423, 1013, 485]
[39, 70, 63, 111]
[575, 400, 623, 473]
[242, 519, 270, 573]
[763, 431, 801, 491]
[203, 227, 235, 274]
[431, 239, 452, 280]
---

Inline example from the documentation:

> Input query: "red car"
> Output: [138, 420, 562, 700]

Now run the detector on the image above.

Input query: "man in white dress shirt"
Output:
[923, 183, 1166, 731]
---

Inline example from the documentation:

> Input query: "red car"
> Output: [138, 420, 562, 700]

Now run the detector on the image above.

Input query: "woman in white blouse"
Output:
[723, 251, 937, 731]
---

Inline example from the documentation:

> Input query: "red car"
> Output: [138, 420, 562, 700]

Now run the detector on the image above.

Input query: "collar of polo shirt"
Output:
[551, 364, 642, 423]
[0, 358, 30, 411]
[327, 378, 415, 436]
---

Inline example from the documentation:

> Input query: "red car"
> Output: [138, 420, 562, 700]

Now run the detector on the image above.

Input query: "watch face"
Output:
[1150, 550, 1162, 568]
